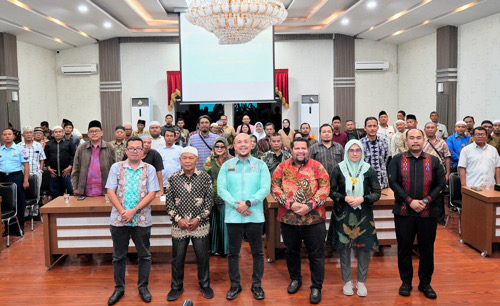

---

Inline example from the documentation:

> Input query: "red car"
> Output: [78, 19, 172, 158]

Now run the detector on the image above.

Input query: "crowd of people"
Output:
[1, 110, 499, 305]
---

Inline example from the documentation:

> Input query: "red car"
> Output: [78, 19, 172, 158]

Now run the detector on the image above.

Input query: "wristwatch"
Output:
[422, 198, 429, 205]
[135, 207, 142, 214]
[245, 200, 252, 208]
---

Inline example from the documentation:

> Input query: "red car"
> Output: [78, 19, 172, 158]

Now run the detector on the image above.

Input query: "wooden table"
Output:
[41, 196, 170, 269]
[461, 186, 500, 257]
[265, 188, 396, 262]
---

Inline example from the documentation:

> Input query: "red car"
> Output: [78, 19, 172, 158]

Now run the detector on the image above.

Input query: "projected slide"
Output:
[179, 13, 275, 103]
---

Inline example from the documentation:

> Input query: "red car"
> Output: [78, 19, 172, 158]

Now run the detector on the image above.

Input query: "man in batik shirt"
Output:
[271, 137, 330, 304]
[360, 117, 390, 188]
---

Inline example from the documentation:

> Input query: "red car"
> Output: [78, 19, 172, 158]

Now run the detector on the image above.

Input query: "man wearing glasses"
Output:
[72, 120, 116, 197]
[105, 136, 160, 304]
[458, 126, 500, 187]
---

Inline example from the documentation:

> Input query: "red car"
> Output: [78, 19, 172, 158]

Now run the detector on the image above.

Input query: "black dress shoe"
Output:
[418, 284, 437, 299]
[399, 283, 412, 297]
[310, 288, 321, 304]
[200, 286, 214, 299]
[226, 285, 242, 300]
[139, 288, 152, 303]
[287, 280, 302, 294]
[251, 286, 265, 300]
[108, 290, 124, 305]
[166, 288, 184, 301]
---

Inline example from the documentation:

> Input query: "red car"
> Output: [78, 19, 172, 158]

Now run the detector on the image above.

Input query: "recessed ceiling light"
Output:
[103, 21, 112, 29]
[341, 18, 350, 25]
[78, 5, 88, 13]
[367, 1, 377, 9]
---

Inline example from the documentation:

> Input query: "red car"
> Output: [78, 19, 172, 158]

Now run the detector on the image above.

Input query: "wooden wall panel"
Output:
[0, 33, 20, 130]
[436, 26, 458, 132]
[333, 34, 355, 122]
[98, 38, 122, 141]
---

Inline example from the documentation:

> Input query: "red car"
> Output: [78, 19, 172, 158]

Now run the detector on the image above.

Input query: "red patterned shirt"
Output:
[271, 158, 330, 225]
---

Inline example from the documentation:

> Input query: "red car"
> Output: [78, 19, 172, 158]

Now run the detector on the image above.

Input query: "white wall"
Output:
[120, 42, 179, 126]
[458, 13, 500, 123]
[17, 41, 58, 128]
[355, 39, 398, 128]
[55, 44, 100, 132]
[398, 33, 437, 126]
[275, 39, 334, 129]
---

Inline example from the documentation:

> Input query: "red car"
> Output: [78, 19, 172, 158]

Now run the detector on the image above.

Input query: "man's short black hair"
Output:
[481, 120, 493, 126]
[291, 137, 310, 149]
[300, 122, 311, 129]
[405, 128, 424, 138]
[378, 111, 387, 117]
[41, 121, 49, 128]
[126, 136, 143, 147]
[115, 125, 125, 131]
[265, 122, 275, 129]
[463, 115, 475, 122]
[473, 126, 487, 135]
[270, 132, 281, 138]
[332, 116, 341, 122]
[165, 114, 173, 119]
[364, 117, 378, 126]
[320, 123, 333, 133]
[430, 111, 438, 116]
[177, 118, 184, 123]
[398, 110, 406, 117]
[2, 127, 14, 134]
[198, 115, 211, 124]
[164, 127, 176, 135]
[345, 119, 354, 124]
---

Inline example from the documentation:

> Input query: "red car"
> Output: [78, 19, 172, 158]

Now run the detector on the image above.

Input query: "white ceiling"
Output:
[0, 0, 499, 50]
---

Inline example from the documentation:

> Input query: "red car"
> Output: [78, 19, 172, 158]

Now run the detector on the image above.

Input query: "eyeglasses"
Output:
[126, 147, 143, 152]
[348, 149, 362, 154]
[474, 133, 487, 137]
[215, 145, 226, 149]
[88, 130, 101, 134]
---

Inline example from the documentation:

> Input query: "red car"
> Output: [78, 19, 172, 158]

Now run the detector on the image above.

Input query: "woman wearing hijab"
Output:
[250, 134, 262, 158]
[327, 140, 381, 297]
[253, 122, 266, 140]
[203, 137, 233, 255]
[278, 119, 295, 150]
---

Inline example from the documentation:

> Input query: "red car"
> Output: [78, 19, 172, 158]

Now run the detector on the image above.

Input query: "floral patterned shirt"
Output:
[271, 158, 330, 226]
[106, 160, 160, 227]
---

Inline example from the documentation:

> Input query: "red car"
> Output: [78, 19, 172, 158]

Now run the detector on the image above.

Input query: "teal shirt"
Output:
[217, 156, 271, 224]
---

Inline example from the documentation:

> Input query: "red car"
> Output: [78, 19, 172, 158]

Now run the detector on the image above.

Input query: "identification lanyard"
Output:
[346, 166, 363, 194]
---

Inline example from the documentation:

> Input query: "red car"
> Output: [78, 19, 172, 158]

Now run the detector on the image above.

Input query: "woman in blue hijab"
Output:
[327, 139, 381, 297]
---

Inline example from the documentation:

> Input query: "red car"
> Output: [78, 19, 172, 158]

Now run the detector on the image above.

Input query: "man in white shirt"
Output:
[458, 127, 500, 187]
[378, 111, 395, 154]
[429, 111, 448, 139]
[156, 128, 182, 192]
[149, 121, 166, 150]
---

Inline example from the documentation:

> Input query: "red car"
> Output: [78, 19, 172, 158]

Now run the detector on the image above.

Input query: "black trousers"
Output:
[0, 171, 26, 232]
[280, 221, 326, 290]
[110, 225, 152, 291]
[394, 215, 437, 286]
[171, 236, 210, 290]
[227, 223, 264, 288]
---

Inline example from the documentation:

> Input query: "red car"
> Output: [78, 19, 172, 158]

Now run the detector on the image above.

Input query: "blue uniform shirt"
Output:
[0, 143, 29, 172]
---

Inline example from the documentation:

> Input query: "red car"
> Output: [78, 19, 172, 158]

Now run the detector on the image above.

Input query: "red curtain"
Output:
[275, 69, 289, 109]
[167, 71, 181, 110]
[167, 69, 289, 109]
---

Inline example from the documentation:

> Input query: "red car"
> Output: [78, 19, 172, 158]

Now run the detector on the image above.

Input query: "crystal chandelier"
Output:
[185, 0, 288, 45]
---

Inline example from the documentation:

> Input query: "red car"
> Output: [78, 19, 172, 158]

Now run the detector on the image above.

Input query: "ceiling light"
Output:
[341, 18, 349, 25]
[78, 5, 88, 13]
[103, 21, 112, 29]
[367, 1, 377, 9]
[185, 0, 288, 45]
